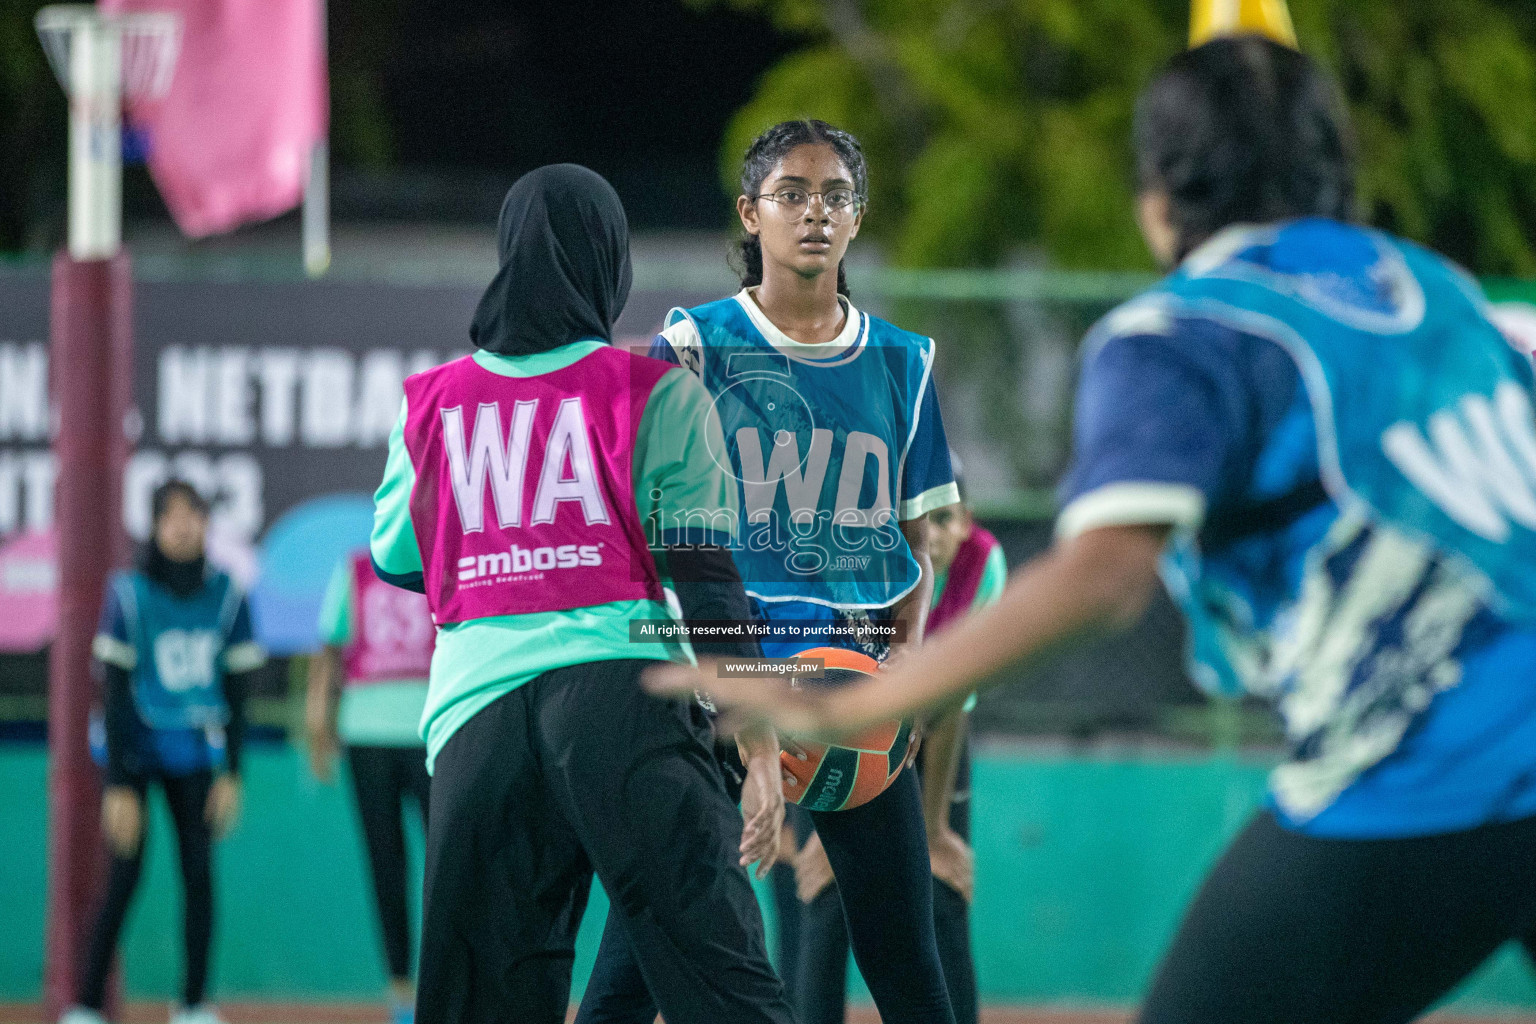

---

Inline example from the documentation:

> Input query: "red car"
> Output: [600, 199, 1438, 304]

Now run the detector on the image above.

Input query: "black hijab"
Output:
[469, 164, 633, 357]
[141, 539, 206, 598]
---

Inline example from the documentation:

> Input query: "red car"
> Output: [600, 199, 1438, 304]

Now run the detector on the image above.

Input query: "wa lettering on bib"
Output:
[402, 348, 669, 624]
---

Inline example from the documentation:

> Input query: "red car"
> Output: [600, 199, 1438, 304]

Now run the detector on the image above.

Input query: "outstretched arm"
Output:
[651, 523, 1169, 740]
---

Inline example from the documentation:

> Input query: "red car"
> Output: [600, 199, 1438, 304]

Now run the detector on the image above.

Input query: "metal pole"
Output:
[304, 141, 330, 278]
[303, 0, 329, 278]
[43, 13, 134, 1018]
[43, 252, 134, 1021]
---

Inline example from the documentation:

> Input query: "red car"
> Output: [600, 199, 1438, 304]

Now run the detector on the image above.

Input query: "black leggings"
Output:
[347, 745, 431, 981]
[769, 808, 806, 996]
[796, 744, 976, 1024]
[79, 770, 215, 1010]
[789, 769, 956, 1024]
[416, 661, 793, 1024]
[1139, 809, 1536, 1024]
[579, 762, 957, 1024]
[575, 761, 808, 1024]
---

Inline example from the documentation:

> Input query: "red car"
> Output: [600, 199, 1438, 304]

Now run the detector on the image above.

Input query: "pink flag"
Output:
[102, 0, 327, 237]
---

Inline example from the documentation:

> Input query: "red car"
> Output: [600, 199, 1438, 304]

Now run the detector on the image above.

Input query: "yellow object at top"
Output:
[1190, 0, 1297, 48]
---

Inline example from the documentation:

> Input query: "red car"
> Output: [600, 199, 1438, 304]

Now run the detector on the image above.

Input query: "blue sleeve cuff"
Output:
[647, 334, 682, 364]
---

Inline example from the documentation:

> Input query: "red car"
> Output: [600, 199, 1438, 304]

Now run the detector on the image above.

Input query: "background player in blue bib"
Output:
[652, 40, 1536, 1024]
[581, 120, 961, 1024]
[62, 480, 265, 1024]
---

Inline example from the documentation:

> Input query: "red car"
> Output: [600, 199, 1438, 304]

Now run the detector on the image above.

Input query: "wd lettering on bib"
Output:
[736, 427, 893, 528]
[402, 349, 671, 624]
[1381, 382, 1536, 542]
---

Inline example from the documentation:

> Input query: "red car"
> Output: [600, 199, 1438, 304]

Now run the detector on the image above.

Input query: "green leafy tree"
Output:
[699, 0, 1536, 275]
[0, 0, 64, 252]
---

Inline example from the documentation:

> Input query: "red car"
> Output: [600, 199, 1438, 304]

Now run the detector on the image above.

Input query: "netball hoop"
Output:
[37, 4, 181, 258]
[35, 7, 181, 1020]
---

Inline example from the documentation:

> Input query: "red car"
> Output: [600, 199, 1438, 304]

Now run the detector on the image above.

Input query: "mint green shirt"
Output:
[317, 557, 430, 748]
[371, 341, 737, 771]
[930, 541, 1008, 714]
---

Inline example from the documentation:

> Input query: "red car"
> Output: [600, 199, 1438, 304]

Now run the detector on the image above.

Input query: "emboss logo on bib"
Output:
[457, 543, 604, 582]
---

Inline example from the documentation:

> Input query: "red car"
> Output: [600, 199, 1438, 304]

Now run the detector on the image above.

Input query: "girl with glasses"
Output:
[578, 119, 963, 1024]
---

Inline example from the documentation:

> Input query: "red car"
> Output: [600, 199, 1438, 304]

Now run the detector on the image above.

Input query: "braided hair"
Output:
[733, 119, 869, 299]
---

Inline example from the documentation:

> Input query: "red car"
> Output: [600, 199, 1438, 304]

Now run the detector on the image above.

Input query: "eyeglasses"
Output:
[755, 187, 862, 222]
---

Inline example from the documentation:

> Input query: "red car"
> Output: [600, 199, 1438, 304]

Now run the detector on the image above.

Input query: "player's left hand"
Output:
[737, 746, 788, 880]
[307, 728, 337, 784]
[206, 774, 242, 838]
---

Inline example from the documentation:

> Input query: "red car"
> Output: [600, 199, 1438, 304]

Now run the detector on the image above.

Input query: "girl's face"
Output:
[737, 143, 863, 285]
[928, 503, 973, 575]
[154, 494, 208, 563]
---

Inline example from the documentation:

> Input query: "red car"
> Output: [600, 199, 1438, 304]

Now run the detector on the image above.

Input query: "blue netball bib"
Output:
[1075, 221, 1536, 831]
[114, 569, 239, 730]
[666, 296, 936, 610]
[1150, 220, 1536, 623]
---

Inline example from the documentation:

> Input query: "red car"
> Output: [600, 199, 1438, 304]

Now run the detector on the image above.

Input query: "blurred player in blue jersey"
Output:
[652, 39, 1536, 1024]
[63, 480, 265, 1024]
[579, 119, 960, 1024]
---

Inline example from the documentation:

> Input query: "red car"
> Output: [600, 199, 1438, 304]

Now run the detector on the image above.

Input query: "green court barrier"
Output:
[3, 746, 1533, 1009]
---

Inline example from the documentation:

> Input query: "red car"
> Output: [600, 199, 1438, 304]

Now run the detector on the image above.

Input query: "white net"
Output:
[35, 5, 181, 105]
